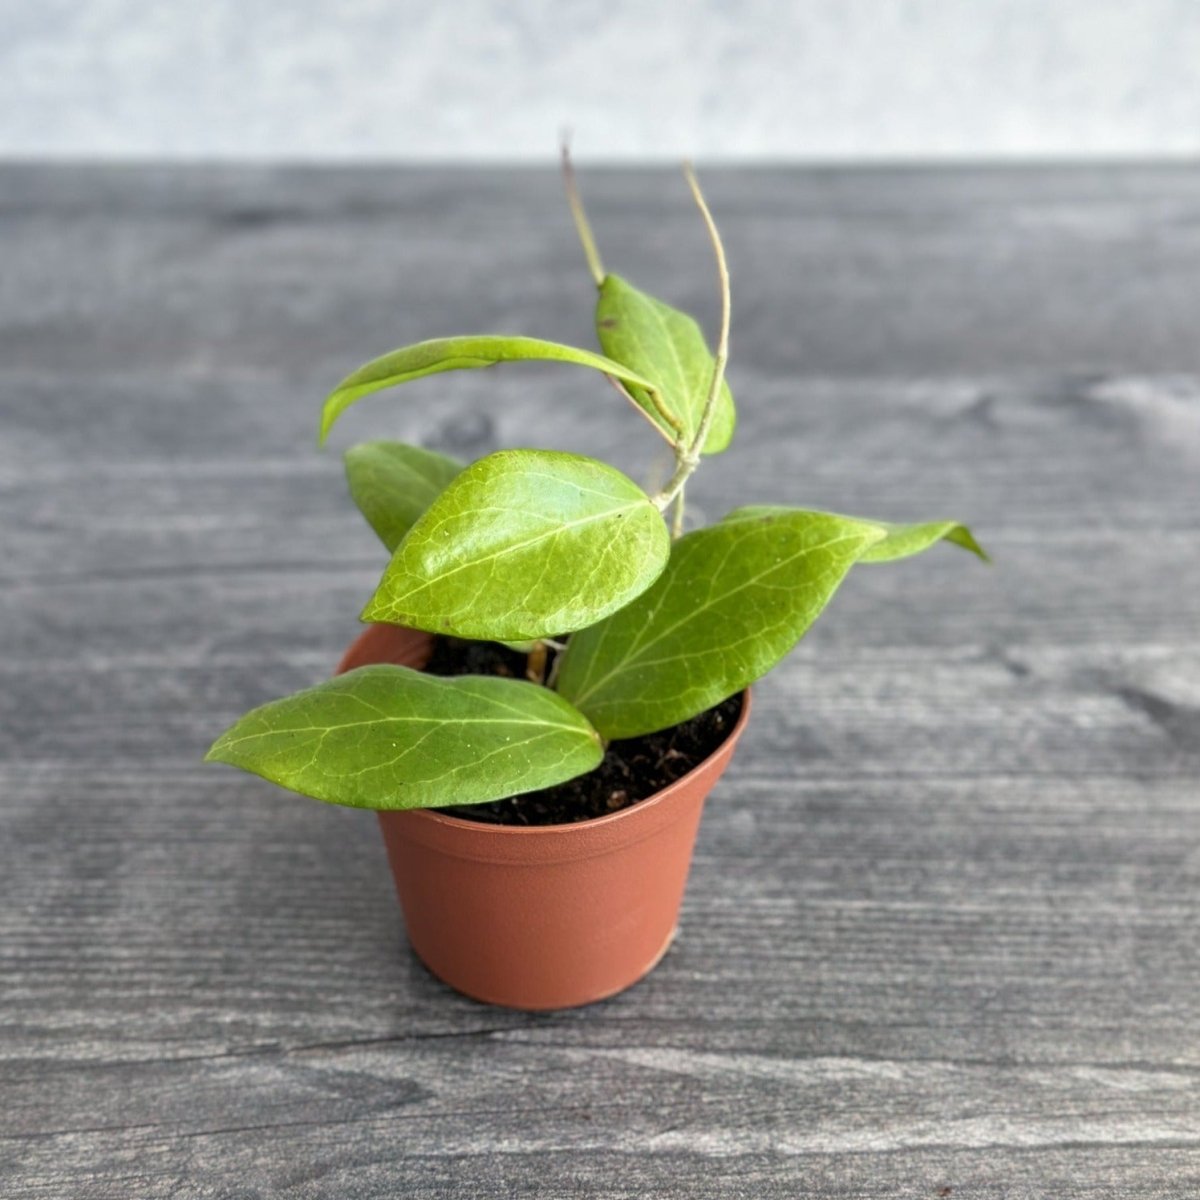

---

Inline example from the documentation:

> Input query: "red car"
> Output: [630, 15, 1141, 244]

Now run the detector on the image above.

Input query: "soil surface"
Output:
[422, 636, 743, 826]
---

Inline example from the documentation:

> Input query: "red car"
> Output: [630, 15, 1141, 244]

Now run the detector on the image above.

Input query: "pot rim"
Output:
[403, 684, 752, 838]
[338, 621, 752, 854]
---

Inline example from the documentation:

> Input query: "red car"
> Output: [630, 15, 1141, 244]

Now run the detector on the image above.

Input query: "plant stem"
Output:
[671, 485, 687, 538]
[526, 640, 549, 684]
[560, 139, 605, 288]
[652, 161, 731, 512]
[562, 140, 686, 443]
[681, 161, 731, 457]
[545, 646, 564, 690]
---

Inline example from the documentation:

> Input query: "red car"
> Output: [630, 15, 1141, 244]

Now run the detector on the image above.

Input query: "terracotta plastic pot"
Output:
[336, 623, 751, 1010]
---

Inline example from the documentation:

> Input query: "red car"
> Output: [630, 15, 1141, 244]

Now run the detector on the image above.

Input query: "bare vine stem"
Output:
[651, 161, 731, 512]
[563, 139, 687, 445]
[561, 145, 728, 523]
[560, 138, 605, 288]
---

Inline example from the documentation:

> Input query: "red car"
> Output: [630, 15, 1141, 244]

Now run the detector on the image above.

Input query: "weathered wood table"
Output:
[3, 165, 1199, 1197]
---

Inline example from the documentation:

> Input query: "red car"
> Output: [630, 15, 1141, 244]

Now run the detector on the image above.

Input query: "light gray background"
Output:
[2, 0, 1199, 160]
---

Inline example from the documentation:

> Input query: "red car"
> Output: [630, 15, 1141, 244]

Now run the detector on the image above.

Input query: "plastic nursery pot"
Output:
[336, 623, 751, 1011]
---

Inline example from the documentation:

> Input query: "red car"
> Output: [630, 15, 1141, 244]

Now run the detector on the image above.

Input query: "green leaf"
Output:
[363, 449, 671, 642]
[555, 509, 888, 739]
[205, 664, 603, 810]
[321, 335, 667, 444]
[727, 507, 988, 564]
[595, 274, 736, 455]
[858, 520, 989, 563]
[344, 441, 464, 552]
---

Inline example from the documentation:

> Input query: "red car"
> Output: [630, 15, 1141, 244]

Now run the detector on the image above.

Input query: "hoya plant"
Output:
[206, 157, 986, 809]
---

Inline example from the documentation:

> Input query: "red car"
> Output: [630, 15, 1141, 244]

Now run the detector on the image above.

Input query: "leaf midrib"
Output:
[358, 456, 452, 495]
[215, 712, 593, 748]
[611, 290, 694, 435]
[382, 498, 647, 606]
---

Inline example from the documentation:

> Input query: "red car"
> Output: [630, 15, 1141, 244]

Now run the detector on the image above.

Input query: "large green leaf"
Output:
[726, 507, 988, 563]
[362, 449, 671, 641]
[320, 335, 667, 444]
[344, 441, 464, 552]
[555, 509, 888, 739]
[595, 274, 736, 455]
[205, 664, 603, 810]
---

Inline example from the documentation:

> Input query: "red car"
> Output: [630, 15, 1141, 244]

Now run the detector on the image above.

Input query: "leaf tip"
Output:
[203, 735, 231, 765]
[317, 398, 338, 447]
[359, 593, 406, 628]
[952, 525, 991, 563]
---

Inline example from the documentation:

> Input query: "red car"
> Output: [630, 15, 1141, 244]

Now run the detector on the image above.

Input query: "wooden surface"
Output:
[3, 164, 1199, 1198]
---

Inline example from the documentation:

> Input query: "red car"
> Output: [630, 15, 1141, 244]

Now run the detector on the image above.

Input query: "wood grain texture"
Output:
[2, 164, 1199, 1198]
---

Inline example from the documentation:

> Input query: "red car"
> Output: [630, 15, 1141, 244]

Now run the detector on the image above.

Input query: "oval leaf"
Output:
[362, 449, 671, 641]
[344, 441, 464, 552]
[205, 664, 603, 810]
[728, 507, 988, 564]
[321, 335, 666, 444]
[556, 509, 887, 740]
[596, 274, 736, 455]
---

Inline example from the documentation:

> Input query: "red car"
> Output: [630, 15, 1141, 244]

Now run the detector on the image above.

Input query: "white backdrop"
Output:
[2, 0, 1198, 160]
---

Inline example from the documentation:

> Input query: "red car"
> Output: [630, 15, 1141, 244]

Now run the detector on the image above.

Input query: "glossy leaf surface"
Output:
[555, 509, 887, 739]
[321, 335, 664, 443]
[595, 274, 736, 454]
[363, 450, 671, 641]
[344, 441, 463, 552]
[205, 665, 603, 810]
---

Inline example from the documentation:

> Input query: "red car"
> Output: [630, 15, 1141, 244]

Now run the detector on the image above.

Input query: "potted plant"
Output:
[206, 154, 986, 1010]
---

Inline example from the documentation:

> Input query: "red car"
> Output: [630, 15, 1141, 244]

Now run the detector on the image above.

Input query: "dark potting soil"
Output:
[421, 636, 743, 827]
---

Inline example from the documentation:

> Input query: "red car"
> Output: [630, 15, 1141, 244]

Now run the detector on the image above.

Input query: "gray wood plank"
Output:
[2, 163, 1199, 1198]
